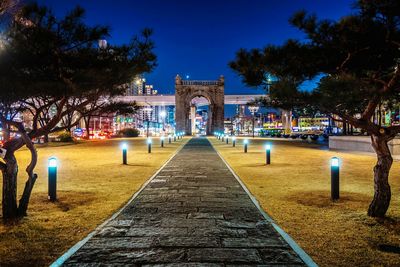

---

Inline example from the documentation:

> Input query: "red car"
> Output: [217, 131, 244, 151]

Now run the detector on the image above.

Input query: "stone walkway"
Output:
[63, 138, 307, 266]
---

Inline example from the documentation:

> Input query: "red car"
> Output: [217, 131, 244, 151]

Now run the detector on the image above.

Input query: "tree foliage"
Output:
[230, 0, 400, 217]
[0, 2, 156, 220]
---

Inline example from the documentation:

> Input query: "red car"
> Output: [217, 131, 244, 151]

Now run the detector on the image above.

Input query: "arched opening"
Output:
[189, 95, 211, 135]
[175, 75, 224, 135]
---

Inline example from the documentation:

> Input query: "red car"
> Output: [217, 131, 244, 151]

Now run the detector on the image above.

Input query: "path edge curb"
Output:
[49, 139, 189, 267]
[210, 138, 318, 267]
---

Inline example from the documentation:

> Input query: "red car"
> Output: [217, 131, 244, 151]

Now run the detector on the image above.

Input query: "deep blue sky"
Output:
[38, 0, 354, 95]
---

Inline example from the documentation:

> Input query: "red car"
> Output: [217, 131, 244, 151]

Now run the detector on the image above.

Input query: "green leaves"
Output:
[230, 0, 400, 123]
[0, 1, 156, 138]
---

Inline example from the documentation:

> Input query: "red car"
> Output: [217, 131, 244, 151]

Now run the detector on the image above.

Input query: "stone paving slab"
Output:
[62, 137, 307, 266]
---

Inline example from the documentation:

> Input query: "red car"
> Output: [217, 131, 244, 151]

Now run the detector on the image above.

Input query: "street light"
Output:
[331, 157, 340, 200]
[248, 105, 260, 138]
[121, 143, 128, 165]
[265, 144, 271, 165]
[48, 157, 58, 201]
[160, 136, 165, 147]
[160, 110, 167, 132]
[243, 139, 248, 153]
[147, 138, 152, 153]
[143, 106, 153, 137]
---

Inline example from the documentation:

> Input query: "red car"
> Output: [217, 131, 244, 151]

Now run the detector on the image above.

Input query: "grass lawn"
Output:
[210, 137, 400, 267]
[0, 137, 187, 266]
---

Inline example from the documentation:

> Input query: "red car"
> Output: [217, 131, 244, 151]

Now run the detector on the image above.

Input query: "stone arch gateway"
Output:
[175, 75, 224, 135]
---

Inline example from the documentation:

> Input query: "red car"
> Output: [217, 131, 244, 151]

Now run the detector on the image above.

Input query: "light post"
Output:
[244, 139, 248, 153]
[147, 138, 152, 153]
[122, 143, 128, 165]
[168, 134, 172, 144]
[143, 106, 153, 137]
[232, 136, 236, 147]
[160, 136, 165, 147]
[331, 157, 340, 200]
[160, 110, 166, 133]
[48, 157, 58, 201]
[265, 144, 271, 165]
[248, 105, 259, 138]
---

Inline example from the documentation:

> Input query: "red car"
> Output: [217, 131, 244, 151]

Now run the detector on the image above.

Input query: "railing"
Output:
[181, 80, 220, 86]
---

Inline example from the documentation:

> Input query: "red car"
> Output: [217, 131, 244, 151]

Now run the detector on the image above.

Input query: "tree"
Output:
[230, 0, 400, 217]
[0, 2, 156, 220]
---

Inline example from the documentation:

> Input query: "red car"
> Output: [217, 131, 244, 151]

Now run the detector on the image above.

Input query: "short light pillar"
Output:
[244, 139, 248, 153]
[161, 136, 165, 147]
[168, 135, 171, 144]
[232, 136, 236, 147]
[266, 144, 271, 165]
[147, 138, 152, 153]
[222, 135, 225, 142]
[226, 135, 229, 144]
[122, 143, 128, 165]
[48, 157, 57, 201]
[331, 157, 340, 201]
[174, 134, 176, 142]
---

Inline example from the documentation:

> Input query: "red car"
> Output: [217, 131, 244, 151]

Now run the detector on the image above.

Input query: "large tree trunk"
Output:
[1, 132, 38, 220]
[2, 152, 18, 220]
[368, 134, 392, 217]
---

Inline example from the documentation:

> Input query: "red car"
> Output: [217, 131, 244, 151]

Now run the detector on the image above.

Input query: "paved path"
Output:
[63, 138, 306, 266]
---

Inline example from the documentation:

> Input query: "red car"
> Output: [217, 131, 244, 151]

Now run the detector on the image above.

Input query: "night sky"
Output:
[38, 0, 353, 95]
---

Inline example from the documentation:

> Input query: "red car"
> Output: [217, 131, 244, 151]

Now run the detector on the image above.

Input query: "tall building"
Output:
[125, 76, 146, 95]
[125, 76, 159, 96]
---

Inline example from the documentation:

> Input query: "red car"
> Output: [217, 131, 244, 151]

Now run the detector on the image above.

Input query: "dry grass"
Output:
[0, 137, 186, 267]
[209, 137, 400, 267]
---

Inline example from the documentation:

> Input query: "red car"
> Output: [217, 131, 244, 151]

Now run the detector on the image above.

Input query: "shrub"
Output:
[119, 128, 140, 137]
[58, 132, 73, 142]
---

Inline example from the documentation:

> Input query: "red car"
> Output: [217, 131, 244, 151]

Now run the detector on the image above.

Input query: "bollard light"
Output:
[232, 136, 236, 147]
[331, 157, 340, 200]
[222, 134, 225, 142]
[226, 135, 229, 144]
[147, 138, 152, 153]
[48, 157, 58, 201]
[161, 136, 165, 147]
[121, 143, 128, 165]
[174, 134, 177, 141]
[244, 139, 248, 153]
[266, 144, 271, 165]
[168, 134, 171, 144]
